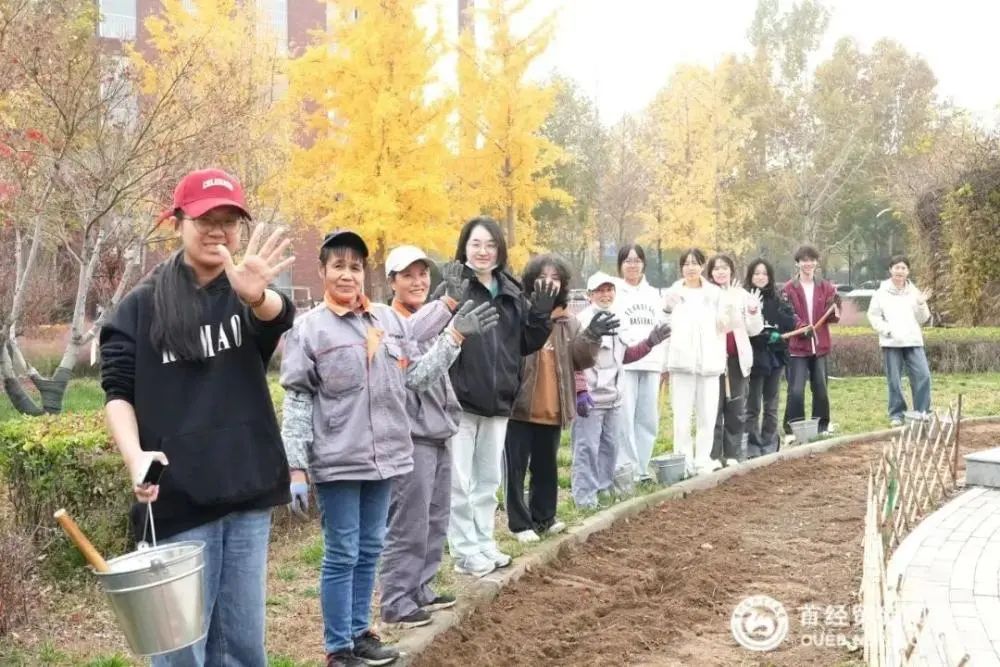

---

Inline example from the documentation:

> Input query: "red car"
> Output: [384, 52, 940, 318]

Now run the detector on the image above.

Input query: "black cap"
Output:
[321, 229, 369, 259]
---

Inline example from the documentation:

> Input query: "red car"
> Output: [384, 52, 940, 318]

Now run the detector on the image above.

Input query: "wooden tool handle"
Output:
[53, 508, 110, 573]
[781, 304, 837, 340]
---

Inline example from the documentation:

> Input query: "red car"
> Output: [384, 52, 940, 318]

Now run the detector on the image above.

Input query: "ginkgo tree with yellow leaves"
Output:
[454, 0, 570, 267]
[281, 0, 454, 271]
[643, 59, 752, 256]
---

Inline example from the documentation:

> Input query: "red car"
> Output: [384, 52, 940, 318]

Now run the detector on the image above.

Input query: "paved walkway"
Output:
[887, 486, 1000, 666]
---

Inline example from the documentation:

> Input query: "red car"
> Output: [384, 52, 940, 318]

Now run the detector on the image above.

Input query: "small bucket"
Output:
[650, 453, 686, 486]
[789, 418, 820, 444]
[95, 541, 206, 656]
[613, 463, 635, 497]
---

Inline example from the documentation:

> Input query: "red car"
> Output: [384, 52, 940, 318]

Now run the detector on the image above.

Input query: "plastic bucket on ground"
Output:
[94, 541, 206, 656]
[789, 418, 820, 444]
[650, 453, 687, 486]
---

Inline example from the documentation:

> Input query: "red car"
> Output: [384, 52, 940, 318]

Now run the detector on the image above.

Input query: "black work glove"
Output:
[584, 310, 620, 341]
[530, 278, 559, 315]
[646, 322, 671, 346]
[452, 301, 500, 338]
[439, 261, 469, 302]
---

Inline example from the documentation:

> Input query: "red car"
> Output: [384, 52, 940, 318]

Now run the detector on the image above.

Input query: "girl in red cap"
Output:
[101, 168, 296, 666]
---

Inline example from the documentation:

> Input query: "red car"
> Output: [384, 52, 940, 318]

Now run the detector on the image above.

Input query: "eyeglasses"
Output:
[186, 216, 242, 234]
[623, 258, 644, 265]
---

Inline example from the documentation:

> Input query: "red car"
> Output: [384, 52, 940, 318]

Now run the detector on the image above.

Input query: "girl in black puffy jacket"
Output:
[743, 259, 796, 457]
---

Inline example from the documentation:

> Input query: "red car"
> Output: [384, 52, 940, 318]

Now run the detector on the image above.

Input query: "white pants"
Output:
[447, 412, 509, 559]
[617, 370, 661, 480]
[670, 372, 719, 475]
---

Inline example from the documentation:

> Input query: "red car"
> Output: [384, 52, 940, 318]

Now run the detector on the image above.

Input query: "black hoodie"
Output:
[100, 271, 295, 541]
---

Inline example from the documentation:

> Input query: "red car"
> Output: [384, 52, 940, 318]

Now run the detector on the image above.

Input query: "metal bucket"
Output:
[650, 453, 686, 485]
[94, 540, 206, 656]
[613, 463, 635, 497]
[789, 418, 820, 444]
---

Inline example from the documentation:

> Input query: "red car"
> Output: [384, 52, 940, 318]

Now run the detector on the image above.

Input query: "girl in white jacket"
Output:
[705, 254, 763, 468]
[614, 244, 669, 481]
[866, 255, 933, 426]
[663, 249, 742, 476]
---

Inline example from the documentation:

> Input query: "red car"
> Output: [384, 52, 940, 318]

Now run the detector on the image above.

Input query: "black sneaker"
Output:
[327, 649, 365, 667]
[394, 608, 432, 628]
[352, 630, 399, 666]
[422, 594, 457, 612]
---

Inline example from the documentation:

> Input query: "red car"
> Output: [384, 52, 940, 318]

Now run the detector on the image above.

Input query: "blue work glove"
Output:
[289, 481, 310, 519]
[767, 329, 782, 345]
[576, 391, 595, 418]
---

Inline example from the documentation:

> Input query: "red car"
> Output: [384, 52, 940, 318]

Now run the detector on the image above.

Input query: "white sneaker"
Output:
[481, 546, 512, 568]
[725, 458, 740, 467]
[514, 529, 540, 544]
[453, 553, 496, 578]
[546, 521, 566, 536]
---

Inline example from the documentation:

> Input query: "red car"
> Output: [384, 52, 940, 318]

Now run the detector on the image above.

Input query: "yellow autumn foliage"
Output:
[280, 0, 454, 265]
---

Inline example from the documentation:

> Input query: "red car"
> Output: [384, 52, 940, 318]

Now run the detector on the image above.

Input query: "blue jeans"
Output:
[316, 479, 393, 653]
[883, 346, 932, 420]
[151, 509, 272, 667]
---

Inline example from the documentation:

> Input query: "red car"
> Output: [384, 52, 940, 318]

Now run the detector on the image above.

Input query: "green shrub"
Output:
[0, 412, 131, 580]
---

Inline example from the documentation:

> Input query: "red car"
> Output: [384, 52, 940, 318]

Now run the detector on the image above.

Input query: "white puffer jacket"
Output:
[664, 278, 762, 377]
[866, 279, 931, 348]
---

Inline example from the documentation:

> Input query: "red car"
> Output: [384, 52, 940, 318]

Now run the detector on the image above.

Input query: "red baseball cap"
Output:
[159, 168, 250, 222]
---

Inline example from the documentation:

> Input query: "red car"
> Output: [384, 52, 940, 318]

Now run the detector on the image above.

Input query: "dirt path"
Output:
[414, 424, 999, 667]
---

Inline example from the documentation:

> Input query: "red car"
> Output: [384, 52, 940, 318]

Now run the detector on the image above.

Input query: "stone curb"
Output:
[395, 416, 1000, 663]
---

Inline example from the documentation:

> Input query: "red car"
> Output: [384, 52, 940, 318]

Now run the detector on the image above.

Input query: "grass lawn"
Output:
[1, 372, 998, 665]
[0, 378, 105, 423]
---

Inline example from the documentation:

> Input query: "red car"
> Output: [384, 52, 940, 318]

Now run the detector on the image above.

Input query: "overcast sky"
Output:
[433, 0, 1000, 125]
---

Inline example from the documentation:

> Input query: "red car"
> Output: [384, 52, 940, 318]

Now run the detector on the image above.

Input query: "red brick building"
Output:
[99, 0, 330, 308]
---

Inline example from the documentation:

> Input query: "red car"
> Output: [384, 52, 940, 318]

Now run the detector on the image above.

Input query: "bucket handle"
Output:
[138, 502, 158, 551]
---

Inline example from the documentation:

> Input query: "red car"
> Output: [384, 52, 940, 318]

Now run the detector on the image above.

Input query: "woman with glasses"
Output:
[662, 248, 740, 477]
[614, 244, 669, 482]
[100, 169, 296, 666]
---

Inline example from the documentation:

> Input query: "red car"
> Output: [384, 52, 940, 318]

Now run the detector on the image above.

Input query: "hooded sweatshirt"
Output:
[614, 277, 668, 373]
[867, 279, 931, 348]
[100, 271, 295, 541]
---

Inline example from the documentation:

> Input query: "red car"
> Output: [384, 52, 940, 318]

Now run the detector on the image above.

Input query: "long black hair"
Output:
[745, 258, 776, 296]
[522, 254, 571, 309]
[149, 249, 204, 361]
[455, 216, 508, 270]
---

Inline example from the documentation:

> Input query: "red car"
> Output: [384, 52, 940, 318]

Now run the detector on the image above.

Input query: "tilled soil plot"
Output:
[415, 424, 999, 667]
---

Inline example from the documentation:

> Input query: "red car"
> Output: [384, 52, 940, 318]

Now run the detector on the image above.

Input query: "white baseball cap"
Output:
[385, 245, 431, 278]
[587, 271, 617, 291]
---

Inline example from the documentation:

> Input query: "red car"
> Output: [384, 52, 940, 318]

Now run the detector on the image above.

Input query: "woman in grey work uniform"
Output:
[378, 245, 471, 628]
[279, 231, 497, 667]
